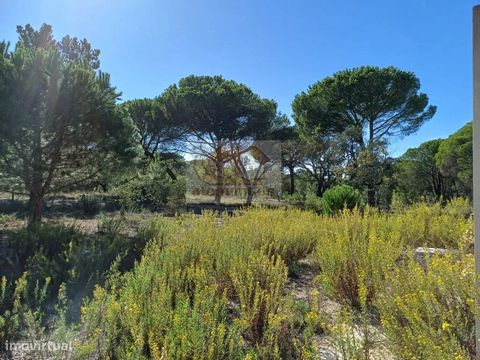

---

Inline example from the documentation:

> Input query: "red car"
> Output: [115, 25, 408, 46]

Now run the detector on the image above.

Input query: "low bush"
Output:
[0, 215, 143, 333]
[0, 213, 14, 224]
[304, 192, 323, 214]
[0, 273, 51, 352]
[114, 160, 186, 212]
[79, 194, 102, 215]
[1, 223, 82, 290]
[223, 208, 321, 268]
[321, 185, 364, 215]
[68, 216, 136, 300]
[282, 192, 305, 207]
[0, 201, 475, 358]
[230, 251, 287, 343]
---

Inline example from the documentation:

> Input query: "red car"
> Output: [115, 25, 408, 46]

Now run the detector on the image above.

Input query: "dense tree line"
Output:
[395, 122, 472, 202]
[1, 24, 471, 223]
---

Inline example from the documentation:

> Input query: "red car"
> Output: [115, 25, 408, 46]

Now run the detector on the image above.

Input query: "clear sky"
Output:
[0, 0, 476, 156]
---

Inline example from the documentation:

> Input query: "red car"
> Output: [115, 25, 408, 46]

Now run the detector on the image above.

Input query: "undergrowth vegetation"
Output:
[377, 254, 477, 359]
[0, 199, 476, 359]
[76, 210, 321, 359]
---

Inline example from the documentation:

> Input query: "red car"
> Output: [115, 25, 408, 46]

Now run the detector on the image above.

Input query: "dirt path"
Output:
[286, 259, 394, 360]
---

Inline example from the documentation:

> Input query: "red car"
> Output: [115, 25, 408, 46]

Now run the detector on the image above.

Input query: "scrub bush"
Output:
[79, 194, 102, 215]
[115, 160, 186, 211]
[304, 192, 323, 214]
[377, 253, 477, 359]
[392, 200, 471, 248]
[222, 208, 321, 268]
[313, 209, 402, 309]
[321, 185, 364, 215]
[1, 201, 475, 359]
[76, 210, 318, 359]
[0, 274, 50, 352]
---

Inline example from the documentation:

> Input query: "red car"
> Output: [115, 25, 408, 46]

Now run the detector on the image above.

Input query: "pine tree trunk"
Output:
[245, 184, 254, 206]
[214, 160, 223, 205]
[29, 188, 43, 224]
[367, 185, 375, 207]
[30, 112, 44, 224]
[288, 166, 295, 194]
[316, 180, 324, 197]
[367, 121, 376, 206]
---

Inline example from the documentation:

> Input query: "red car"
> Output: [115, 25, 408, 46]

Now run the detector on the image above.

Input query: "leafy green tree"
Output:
[435, 122, 473, 198]
[124, 97, 184, 161]
[0, 25, 138, 222]
[297, 137, 342, 197]
[166, 75, 277, 204]
[16, 23, 101, 69]
[395, 139, 447, 202]
[124, 97, 186, 182]
[348, 140, 395, 207]
[293, 66, 436, 205]
[394, 123, 472, 202]
[114, 158, 186, 211]
[272, 124, 303, 194]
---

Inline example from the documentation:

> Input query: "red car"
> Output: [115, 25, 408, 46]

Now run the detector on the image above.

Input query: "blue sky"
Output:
[0, 0, 475, 156]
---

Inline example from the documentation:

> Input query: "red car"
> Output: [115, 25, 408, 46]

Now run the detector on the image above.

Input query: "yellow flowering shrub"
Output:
[377, 253, 478, 359]
[392, 199, 471, 249]
[77, 209, 318, 359]
[222, 208, 321, 268]
[313, 208, 402, 309]
[75, 201, 475, 359]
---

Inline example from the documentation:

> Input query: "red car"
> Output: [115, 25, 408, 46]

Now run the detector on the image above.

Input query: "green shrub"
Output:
[115, 160, 186, 212]
[0, 217, 143, 328]
[67, 215, 139, 302]
[223, 208, 321, 268]
[321, 185, 364, 215]
[79, 194, 102, 215]
[137, 215, 180, 251]
[282, 192, 304, 207]
[304, 192, 323, 213]
[1, 224, 82, 291]
[282, 191, 323, 214]
[443, 197, 472, 219]
[0, 214, 14, 224]
[0, 276, 19, 349]
[0, 273, 51, 352]
[230, 251, 287, 343]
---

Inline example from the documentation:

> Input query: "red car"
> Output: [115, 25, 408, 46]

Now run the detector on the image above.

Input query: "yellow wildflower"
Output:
[441, 322, 451, 331]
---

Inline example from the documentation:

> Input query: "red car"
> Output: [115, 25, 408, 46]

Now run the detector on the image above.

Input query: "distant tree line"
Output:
[395, 122, 472, 202]
[0, 24, 471, 223]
